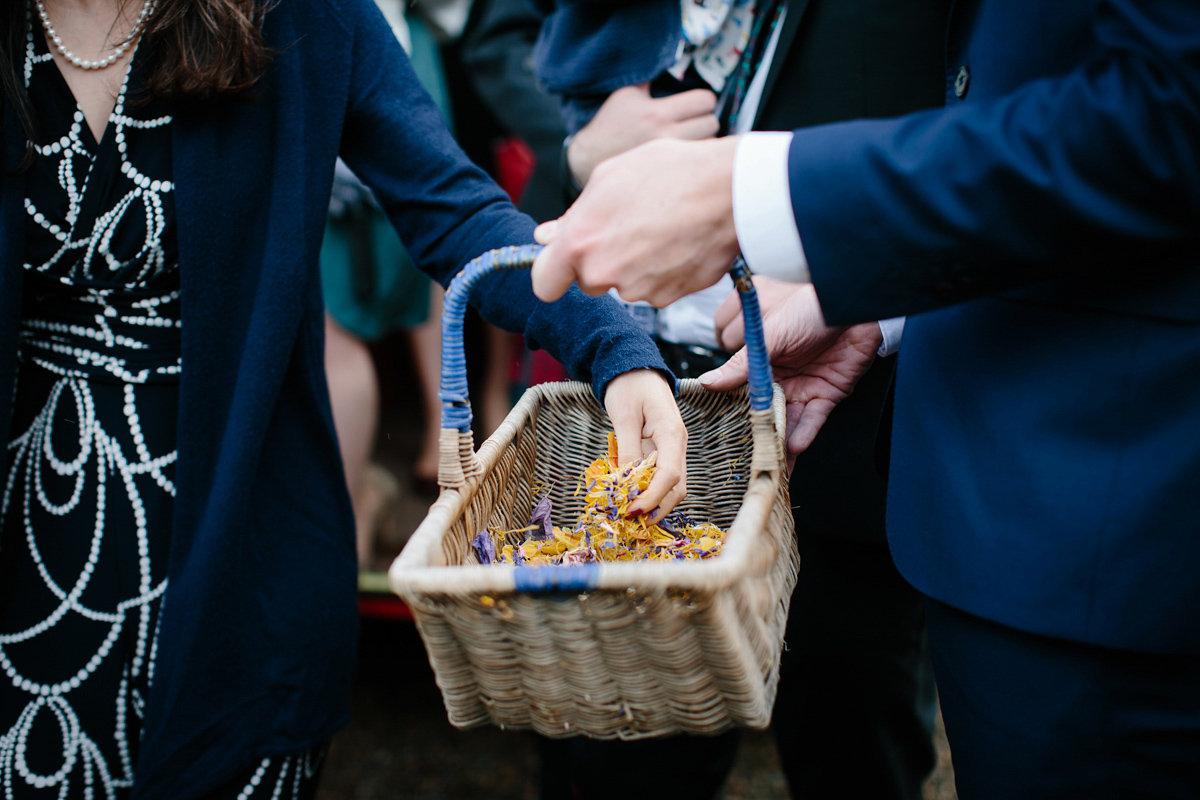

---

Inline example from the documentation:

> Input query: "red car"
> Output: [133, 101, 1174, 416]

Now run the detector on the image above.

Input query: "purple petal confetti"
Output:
[530, 497, 554, 540]
[471, 531, 496, 565]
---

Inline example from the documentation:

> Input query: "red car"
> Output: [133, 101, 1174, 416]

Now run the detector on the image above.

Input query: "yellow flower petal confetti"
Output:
[473, 433, 727, 567]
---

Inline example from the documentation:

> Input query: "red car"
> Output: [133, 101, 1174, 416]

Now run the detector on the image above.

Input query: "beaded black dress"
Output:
[0, 21, 322, 800]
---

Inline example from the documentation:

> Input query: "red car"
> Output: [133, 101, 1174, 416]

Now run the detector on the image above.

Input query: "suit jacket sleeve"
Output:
[788, 0, 1200, 325]
[336, 0, 670, 399]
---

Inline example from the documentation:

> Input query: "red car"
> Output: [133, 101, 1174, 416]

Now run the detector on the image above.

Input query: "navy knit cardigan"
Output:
[0, 0, 668, 796]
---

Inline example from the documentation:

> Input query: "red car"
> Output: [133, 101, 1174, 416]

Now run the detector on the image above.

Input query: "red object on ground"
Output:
[358, 594, 414, 621]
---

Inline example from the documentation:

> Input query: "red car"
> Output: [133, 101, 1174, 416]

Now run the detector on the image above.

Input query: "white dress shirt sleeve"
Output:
[876, 316, 906, 357]
[732, 132, 810, 283]
[732, 132, 907, 357]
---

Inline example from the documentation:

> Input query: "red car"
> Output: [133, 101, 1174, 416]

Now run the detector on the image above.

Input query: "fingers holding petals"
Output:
[630, 426, 687, 521]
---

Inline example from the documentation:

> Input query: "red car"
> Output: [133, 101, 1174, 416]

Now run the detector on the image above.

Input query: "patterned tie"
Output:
[715, 0, 785, 134]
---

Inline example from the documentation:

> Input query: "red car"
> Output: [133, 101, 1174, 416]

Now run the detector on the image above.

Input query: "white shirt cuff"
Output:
[877, 316, 906, 357]
[732, 132, 810, 283]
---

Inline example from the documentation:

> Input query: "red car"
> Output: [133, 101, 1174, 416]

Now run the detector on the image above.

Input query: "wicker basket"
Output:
[389, 245, 798, 739]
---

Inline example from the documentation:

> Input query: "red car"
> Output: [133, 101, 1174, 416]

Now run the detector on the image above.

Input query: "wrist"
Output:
[566, 134, 593, 188]
[604, 367, 677, 408]
[561, 134, 584, 204]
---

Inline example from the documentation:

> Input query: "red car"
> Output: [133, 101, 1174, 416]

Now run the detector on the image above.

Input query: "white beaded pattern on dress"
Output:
[0, 17, 312, 800]
[20, 14, 179, 386]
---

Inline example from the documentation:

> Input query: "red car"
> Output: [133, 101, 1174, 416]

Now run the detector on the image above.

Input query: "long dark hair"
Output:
[2, 0, 274, 168]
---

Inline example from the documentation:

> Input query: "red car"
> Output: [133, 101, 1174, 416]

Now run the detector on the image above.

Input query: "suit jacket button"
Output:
[954, 65, 970, 98]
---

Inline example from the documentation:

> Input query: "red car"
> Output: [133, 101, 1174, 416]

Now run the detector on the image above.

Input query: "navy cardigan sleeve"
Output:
[336, 0, 671, 400]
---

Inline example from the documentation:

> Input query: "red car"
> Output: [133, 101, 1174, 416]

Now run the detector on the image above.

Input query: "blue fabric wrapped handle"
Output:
[729, 257, 775, 412]
[439, 245, 544, 433]
[439, 247, 775, 432]
[514, 564, 602, 591]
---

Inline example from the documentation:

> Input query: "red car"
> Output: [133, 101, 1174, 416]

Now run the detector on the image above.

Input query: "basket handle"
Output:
[727, 257, 775, 413]
[437, 246, 775, 488]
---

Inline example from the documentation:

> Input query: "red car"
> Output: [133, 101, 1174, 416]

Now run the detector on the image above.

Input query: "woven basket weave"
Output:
[389, 245, 798, 739]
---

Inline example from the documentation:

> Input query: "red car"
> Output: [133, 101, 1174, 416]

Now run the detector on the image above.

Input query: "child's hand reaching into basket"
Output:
[603, 369, 688, 523]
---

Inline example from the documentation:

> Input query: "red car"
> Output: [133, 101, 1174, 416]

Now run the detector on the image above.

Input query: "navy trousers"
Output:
[772, 528, 937, 799]
[925, 598, 1200, 799]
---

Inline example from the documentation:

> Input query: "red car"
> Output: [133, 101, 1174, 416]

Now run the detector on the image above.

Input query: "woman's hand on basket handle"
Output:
[701, 281, 880, 458]
[604, 369, 688, 522]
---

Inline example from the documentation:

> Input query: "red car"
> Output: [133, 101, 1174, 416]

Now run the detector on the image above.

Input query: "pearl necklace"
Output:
[34, 0, 154, 71]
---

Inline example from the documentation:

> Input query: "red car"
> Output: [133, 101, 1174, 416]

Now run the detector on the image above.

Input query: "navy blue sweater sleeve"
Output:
[532, 0, 680, 98]
[334, 0, 671, 401]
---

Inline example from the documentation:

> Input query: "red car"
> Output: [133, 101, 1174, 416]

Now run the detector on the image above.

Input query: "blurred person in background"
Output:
[459, 0, 571, 225]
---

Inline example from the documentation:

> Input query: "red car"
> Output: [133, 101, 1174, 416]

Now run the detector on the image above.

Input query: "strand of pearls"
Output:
[33, 0, 154, 71]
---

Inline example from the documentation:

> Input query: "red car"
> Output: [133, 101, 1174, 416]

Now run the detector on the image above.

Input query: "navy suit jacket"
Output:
[788, 0, 1200, 655]
[1, 0, 667, 796]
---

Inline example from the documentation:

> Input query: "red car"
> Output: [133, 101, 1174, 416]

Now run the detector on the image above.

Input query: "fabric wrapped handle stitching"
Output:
[439, 247, 774, 433]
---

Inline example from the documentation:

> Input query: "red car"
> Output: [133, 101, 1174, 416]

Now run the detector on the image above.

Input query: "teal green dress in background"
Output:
[319, 15, 451, 338]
